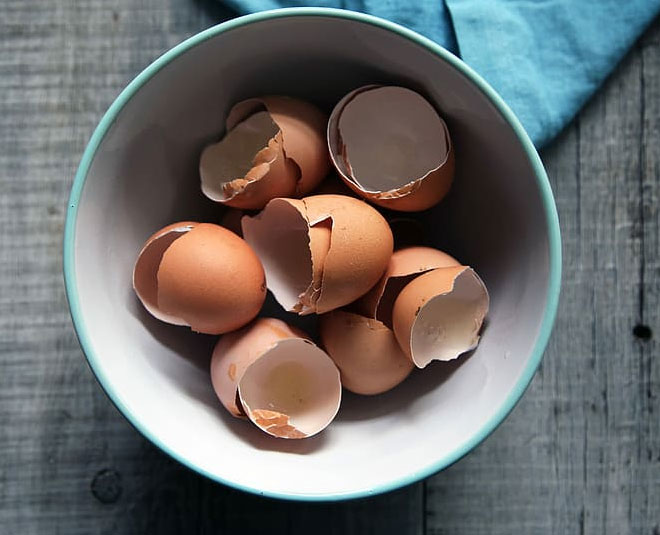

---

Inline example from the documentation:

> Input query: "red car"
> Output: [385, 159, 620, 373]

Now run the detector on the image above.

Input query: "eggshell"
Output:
[132, 222, 266, 334]
[355, 246, 460, 326]
[241, 194, 393, 315]
[132, 222, 196, 326]
[200, 113, 298, 209]
[210, 318, 341, 439]
[302, 217, 332, 311]
[328, 85, 454, 212]
[304, 194, 394, 313]
[201, 96, 329, 209]
[241, 198, 312, 312]
[227, 96, 330, 195]
[392, 266, 489, 368]
[320, 310, 413, 395]
[210, 318, 306, 417]
[238, 337, 341, 439]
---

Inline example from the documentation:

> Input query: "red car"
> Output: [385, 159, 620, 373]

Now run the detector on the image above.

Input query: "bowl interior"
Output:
[68, 12, 556, 499]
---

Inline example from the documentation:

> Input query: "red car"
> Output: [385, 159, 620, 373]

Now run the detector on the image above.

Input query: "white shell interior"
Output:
[338, 86, 449, 191]
[70, 15, 553, 498]
[241, 199, 311, 312]
[200, 110, 280, 200]
[238, 338, 340, 437]
[411, 268, 489, 367]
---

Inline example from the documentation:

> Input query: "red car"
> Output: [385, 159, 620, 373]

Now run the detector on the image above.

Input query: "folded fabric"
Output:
[218, 0, 660, 147]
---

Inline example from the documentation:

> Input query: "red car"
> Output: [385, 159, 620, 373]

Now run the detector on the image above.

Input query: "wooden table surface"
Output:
[1, 1, 659, 533]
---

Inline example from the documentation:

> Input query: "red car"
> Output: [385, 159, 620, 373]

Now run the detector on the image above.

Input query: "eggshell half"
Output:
[200, 95, 329, 210]
[355, 246, 460, 326]
[200, 111, 299, 209]
[320, 310, 413, 395]
[133, 222, 196, 326]
[228, 96, 330, 195]
[304, 194, 394, 313]
[210, 318, 307, 417]
[238, 337, 341, 439]
[151, 223, 266, 334]
[392, 266, 489, 368]
[328, 85, 454, 212]
[241, 198, 312, 313]
[241, 194, 393, 315]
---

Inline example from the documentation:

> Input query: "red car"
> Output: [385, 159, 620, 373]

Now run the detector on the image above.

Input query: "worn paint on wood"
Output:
[0, 1, 658, 533]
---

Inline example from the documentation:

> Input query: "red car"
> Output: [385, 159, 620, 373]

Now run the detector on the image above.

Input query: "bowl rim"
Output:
[63, 7, 562, 502]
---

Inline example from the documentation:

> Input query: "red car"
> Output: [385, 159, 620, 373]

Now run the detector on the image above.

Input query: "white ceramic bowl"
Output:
[64, 8, 561, 501]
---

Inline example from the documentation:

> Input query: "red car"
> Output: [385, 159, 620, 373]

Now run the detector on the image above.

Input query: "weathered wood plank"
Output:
[198, 482, 424, 535]
[635, 33, 660, 533]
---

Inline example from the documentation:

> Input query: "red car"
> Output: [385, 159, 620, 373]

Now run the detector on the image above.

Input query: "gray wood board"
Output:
[0, 1, 658, 533]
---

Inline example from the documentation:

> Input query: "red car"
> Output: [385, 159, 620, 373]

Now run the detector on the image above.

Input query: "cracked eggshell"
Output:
[210, 317, 341, 439]
[305, 194, 394, 313]
[328, 85, 454, 212]
[229, 96, 330, 195]
[200, 96, 330, 210]
[133, 222, 266, 334]
[238, 337, 341, 439]
[210, 318, 307, 418]
[320, 310, 413, 395]
[241, 198, 313, 314]
[241, 194, 393, 315]
[392, 266, 489, 368]
[200, 111, 298, 209]
[133, 221, 196, 326]
[355, 246, 460, 326]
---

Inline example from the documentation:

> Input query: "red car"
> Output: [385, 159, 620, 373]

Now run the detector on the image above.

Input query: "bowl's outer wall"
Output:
[65, 10, 561, 500]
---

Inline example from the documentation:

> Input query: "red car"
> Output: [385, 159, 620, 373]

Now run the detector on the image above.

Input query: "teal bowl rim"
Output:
[63, 7, 562, 502]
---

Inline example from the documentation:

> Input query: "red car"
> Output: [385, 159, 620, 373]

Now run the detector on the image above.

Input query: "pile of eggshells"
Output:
[133, 86, 489, 440]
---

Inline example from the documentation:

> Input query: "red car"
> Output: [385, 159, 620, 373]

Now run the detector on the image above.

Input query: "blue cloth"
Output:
[219, 0, 660, 147]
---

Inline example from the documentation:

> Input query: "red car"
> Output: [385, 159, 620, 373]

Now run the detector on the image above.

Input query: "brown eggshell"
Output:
[328, 85, 454, 212]
[226, 96, 330, 195]
[243, 194, 393, 315]
[304, 194, 394, 314]
[354, 246, 460, 326]
[200, 113, 299, 209]
[238, 337, 341, 439]
[392, 266, 489, 368]
[302, 217, 332, 311]
[320, 310, 413, 395]
[156, 223, 266, 334]
[241, 198, 313, 313]
[133, 221, 196, 326]
[210, 318, 306, 418]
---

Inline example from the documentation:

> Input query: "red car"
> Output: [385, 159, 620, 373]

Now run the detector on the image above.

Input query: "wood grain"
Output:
[0, 1, 658, 533]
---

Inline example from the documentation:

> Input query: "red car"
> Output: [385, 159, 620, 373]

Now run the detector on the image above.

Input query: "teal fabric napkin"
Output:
[218, 0, 660, 147]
